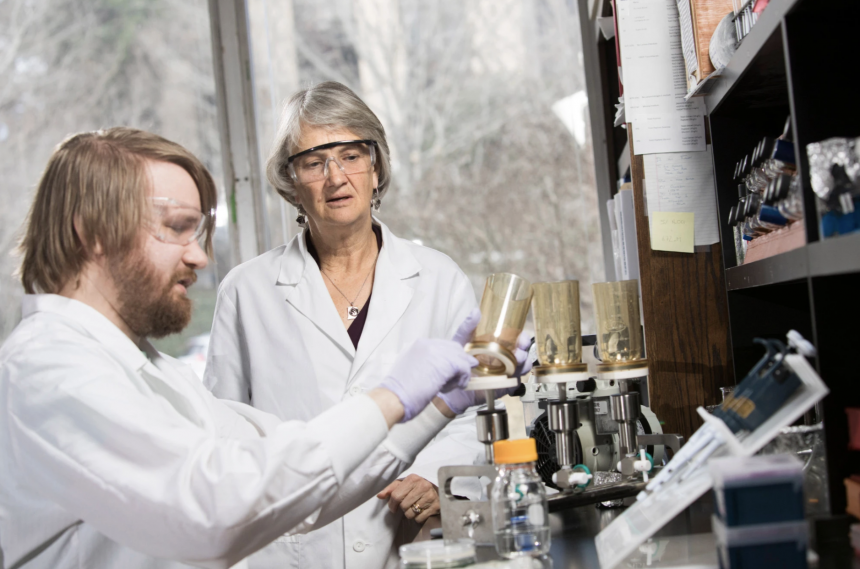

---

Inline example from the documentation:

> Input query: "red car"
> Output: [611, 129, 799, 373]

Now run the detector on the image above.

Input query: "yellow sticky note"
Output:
[650, 212, 695, 253]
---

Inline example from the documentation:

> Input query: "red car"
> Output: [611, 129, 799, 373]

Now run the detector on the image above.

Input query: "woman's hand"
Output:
[377, 474, 440, 523]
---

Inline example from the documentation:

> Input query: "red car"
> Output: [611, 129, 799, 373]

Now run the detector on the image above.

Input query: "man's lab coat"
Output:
[204, 221, 483, 569]
[0, 294, 452, 569]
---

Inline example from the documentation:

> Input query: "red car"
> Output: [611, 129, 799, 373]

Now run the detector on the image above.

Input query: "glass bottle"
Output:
[762, 139, 797, 179]
[491, 439, 550, 558]
[769, 173, 803, 222]
[729, 204, 746, 265]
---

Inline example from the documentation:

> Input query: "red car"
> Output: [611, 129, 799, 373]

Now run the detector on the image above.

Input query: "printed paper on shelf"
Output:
[617, 0, 706, 155]
[643, 146, 719, 246]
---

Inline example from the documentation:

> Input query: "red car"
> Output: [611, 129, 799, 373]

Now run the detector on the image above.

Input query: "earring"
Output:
[295, 204, 308, 227]
[371, 188, 381, 212]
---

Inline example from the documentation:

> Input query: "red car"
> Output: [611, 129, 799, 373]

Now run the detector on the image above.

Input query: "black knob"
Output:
[576, 378, 597, 393]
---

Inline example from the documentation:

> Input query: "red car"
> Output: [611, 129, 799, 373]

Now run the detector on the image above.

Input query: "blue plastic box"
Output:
[710, 454, 805, 527]
[713, 515, 808, 569]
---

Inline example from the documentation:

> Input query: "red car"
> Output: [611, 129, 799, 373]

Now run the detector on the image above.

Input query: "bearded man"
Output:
[0, 128, 485, 569]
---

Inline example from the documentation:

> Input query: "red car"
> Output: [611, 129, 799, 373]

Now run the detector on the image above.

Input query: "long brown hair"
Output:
[18, 127, 218, 294]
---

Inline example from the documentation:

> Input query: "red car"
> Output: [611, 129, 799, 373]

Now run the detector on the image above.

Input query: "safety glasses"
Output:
[286, 140, 377, 184]
[147, 197, 214, 246]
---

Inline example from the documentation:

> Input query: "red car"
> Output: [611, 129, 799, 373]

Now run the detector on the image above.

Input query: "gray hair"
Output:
[266, 81, 392, 208]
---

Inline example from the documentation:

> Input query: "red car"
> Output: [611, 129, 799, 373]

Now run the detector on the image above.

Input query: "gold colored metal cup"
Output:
[592, 280, 644, 363]
[532, 280, 583, 367]
[468, 273, 533, 376]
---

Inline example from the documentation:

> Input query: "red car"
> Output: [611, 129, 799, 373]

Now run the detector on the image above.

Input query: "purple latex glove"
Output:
[379, 337, 479, 422]
[451, 308, 482, 346]
[438, 330, 534, 415]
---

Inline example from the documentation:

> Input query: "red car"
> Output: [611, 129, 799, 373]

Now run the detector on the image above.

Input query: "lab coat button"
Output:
[349, 385, 361, 396]
[353, 540, 366, 552]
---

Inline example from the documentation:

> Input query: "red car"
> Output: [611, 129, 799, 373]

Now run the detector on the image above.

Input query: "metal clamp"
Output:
[638, 433, 684, 457]
[438, 465, 499, 545]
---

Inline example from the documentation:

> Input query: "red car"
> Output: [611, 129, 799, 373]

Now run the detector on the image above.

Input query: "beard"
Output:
[109, 248, 196, 339]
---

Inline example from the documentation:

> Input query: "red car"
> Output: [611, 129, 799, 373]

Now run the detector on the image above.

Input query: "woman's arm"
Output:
[203, 287, 251, 403]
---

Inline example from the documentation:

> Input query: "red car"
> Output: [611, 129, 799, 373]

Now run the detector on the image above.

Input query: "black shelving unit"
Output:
[706, 0, 860, 514]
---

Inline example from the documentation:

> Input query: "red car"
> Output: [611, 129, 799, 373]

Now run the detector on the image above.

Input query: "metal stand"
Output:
[438, 465, 499, 545]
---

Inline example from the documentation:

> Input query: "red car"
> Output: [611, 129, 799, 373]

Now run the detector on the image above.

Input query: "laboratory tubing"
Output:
[491, 438, 551, 558]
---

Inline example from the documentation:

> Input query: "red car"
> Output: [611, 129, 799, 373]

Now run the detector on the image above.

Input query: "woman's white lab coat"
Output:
[204, 220, 483, 569]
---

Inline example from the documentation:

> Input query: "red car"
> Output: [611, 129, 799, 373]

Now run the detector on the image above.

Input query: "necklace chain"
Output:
[321, 256, 376, 309]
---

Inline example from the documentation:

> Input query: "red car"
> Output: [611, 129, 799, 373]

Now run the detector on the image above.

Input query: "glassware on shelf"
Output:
[467, 273, 533, 377]
[729, 203, 747, 265]
[767, 174, 803, 222]
[807, 137, 860, 238]
[730, 122, 802, 259]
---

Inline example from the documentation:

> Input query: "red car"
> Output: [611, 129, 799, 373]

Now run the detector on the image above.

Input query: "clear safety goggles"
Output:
[286, 140, 377, 185]
[147, 197, 214, 246]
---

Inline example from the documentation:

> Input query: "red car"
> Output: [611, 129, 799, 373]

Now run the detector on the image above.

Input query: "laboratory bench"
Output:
[464, 495, 858, 568]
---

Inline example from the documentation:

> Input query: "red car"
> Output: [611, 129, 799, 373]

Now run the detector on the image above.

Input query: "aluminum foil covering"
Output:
[806, 137, 860, 202]
[758, 423, 830, 517]
[593, 471, 624, 508]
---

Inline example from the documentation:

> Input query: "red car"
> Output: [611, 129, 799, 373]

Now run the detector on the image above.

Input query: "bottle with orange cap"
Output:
[490, 438, 551, 558]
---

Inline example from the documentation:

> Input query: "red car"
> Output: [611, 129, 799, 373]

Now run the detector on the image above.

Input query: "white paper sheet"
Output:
[617, 0, 706, 155]
[643, 146, 720, 246]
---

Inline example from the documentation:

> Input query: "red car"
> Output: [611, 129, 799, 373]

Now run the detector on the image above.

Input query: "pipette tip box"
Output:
[713, 516, 808, 569]
[710, 454, 805, 527]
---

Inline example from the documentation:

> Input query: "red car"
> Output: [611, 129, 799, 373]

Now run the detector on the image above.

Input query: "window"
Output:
[0, 0, 224, 356]
[247, 0, 605, 330]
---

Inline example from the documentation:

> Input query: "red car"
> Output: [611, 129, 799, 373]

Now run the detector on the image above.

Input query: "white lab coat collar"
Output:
[275, 220, 421, 376]
[23, 294, 212, 430]
[23, 294, 149, 370]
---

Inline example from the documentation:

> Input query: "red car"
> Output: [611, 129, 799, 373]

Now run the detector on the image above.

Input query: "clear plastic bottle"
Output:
[491, 439, 550, 558]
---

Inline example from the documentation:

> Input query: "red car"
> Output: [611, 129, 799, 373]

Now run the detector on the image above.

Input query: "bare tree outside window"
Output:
[249, 0, 605, 331]
[0, 0, 224, 352]
[0, 0, 606, 352]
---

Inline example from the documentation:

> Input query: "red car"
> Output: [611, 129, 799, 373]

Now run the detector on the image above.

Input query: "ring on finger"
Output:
[411, 502, 424, 515]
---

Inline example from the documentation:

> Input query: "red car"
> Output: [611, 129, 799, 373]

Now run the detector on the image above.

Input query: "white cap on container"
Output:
[399, 539, 477, 567]
[710, 453, 804, 490]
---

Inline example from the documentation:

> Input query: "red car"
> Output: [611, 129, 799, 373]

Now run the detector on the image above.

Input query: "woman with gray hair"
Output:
[203, 81, 484, 569]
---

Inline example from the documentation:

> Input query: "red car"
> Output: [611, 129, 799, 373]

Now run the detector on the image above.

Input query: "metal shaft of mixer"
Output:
[476, 403, 508, 464]
[610, 392, 641, 456]
[548, 399, 579, 467]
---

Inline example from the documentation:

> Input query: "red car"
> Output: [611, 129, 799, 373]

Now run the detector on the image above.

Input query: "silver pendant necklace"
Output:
[321, 259, 376, 320]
